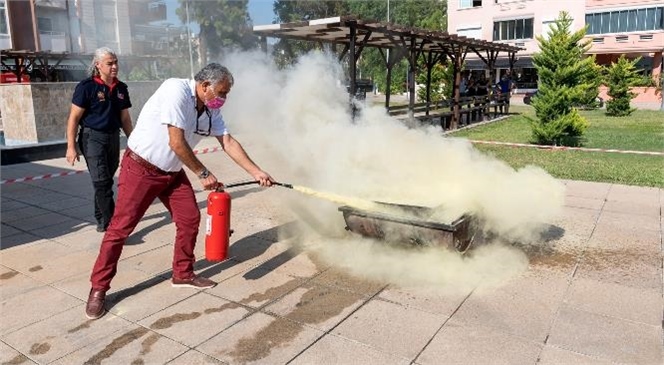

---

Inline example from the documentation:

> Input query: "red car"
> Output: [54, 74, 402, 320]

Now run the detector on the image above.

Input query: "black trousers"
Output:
[78, 127, 120, 229]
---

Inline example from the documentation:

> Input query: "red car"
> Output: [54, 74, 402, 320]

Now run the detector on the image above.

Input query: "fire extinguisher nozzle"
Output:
[274, 182, 293, 189]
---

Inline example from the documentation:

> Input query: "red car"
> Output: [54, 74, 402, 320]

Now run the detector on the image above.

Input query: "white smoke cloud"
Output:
[217, 50, 564, 290]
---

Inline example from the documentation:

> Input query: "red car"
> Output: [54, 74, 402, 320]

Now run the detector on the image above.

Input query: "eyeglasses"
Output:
[195, 107, 212, 136]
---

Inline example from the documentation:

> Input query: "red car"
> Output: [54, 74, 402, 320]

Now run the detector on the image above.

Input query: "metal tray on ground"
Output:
[338, 202, 476, 253]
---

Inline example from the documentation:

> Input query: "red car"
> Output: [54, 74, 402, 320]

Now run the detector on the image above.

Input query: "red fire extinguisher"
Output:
[205, 187, 231, 262]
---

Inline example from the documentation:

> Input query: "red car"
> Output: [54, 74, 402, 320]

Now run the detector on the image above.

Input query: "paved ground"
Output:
[1, 138, 662, 365]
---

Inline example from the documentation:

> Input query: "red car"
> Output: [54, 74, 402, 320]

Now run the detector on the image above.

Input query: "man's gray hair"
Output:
[88, 47, 117, 77]
[194, 63, 234, 87]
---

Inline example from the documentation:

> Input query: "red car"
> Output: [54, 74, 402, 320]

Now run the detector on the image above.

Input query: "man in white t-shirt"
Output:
[85, 63, 274, 320]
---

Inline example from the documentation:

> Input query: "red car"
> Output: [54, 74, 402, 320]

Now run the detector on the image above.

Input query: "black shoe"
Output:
[96, 225, 106, 233]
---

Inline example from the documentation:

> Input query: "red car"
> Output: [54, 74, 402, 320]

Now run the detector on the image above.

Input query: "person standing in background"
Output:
[65, 47, 133, 233]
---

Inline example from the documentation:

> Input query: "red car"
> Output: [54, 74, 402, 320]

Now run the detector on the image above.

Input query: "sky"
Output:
[248, 0, 276, 25]
[164, 0, 276, 29]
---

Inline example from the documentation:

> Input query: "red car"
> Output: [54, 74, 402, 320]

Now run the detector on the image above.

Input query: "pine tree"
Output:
[530, 11, 594, 146]
[605, 55, 641, 116]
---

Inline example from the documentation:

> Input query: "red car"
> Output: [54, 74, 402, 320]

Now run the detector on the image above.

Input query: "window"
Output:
[97, 19, 117, 41]
[37, 17, 53, 32]
[460, 0, 482, 9]
[0, 0, 8, 35]
[457, 26, 482, 39]
[586, 7, 664, 34]
[493, 18, 534, 41]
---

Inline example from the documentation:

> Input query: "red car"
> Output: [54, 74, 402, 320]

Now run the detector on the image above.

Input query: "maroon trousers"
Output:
[90, 150, 200, 291]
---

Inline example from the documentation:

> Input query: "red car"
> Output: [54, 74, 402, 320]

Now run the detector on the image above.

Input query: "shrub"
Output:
[530, 11, 593, 145]
[605, 55, 641, 117]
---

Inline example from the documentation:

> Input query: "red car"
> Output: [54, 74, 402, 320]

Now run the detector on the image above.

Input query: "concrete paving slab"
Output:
[0, 223, 22, 238]
[332, 298, 446, 359]
[0, 340, 37, 365]
[416, 320, 542, 365]
[0, 232, 46, 250]
[537, 345, 617, 365]
[547, 306, 663, 364]
[563, 195, 605, 211]
[603, 199, 660, 217]
[378, 285, 472, 317]
[167, 349, 225, 364]
[565, 277, 662, 326]
[14, 248, 98, 284]
[0, 198, 29, 212]
[0, 240, 74, 272]
[138, 292, 251, 348]
[52, 263, 155, 301]
[207, 267, 305, 308]
[291, 333, 411, 365]
[51, 325, 189, 365]
[453, 271, 570, 342]
[563, 180, 611, 200]
[588, 222, 661, 252]
[0, 266, 43, 300]
[1, 306, 131, 364]
[575, 245, 662, 290]
[106, 276, 200, 322]
[197, 311, 324, 365]
[598, 210, 660, 232]
[0, 286, 82, 336]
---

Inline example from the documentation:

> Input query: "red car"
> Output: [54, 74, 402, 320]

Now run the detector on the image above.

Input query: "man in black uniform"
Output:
[66, 47, 133, 232]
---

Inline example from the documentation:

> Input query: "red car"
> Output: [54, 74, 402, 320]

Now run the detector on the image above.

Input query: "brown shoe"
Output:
[171, 275, 216, 289]
[85, 289, 106, 320]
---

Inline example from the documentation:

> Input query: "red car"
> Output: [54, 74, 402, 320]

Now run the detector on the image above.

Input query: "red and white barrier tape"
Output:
[1, 170, 87, 185]
[1, 146, 223, 185]
[470, 140, 664, 156]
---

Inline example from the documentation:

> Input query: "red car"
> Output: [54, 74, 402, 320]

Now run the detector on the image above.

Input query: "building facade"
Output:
[0, 0, 176, 81]
[449, 0, 664, 92]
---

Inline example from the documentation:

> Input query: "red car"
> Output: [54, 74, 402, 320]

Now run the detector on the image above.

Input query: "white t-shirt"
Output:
[127, 78, 228, 172]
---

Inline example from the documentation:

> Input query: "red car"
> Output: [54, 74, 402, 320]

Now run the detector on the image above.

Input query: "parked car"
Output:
[523, 90, 604, 108]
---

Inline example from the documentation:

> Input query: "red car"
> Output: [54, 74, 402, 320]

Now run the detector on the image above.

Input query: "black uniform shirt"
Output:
[72, 76, 131, 131]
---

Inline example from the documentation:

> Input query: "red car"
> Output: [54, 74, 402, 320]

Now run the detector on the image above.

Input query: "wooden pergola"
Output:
[254, 15, 523, 129]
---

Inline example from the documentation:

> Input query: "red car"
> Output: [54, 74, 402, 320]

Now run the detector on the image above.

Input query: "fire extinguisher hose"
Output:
[221, 180, 293, 190]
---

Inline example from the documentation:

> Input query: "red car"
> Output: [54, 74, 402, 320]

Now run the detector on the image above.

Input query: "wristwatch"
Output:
[198, 168, 210, 179]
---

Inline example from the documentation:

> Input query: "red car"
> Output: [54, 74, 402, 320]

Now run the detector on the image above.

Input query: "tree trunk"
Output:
[198, 31, 207, 67]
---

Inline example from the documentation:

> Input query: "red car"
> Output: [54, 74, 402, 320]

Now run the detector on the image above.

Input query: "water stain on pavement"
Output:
[0, 271, 18, 280]
[204, 301, 242, 314]
[238, 278, 302, 307]
[149, 312, 202, 330]
[83, 327, 149, 365]
[2, 354, 28, 365]
[139, 332, 161, 355]
[29, 342, 50, 355]
[28, 266, 42, 272]
[285, 284, 364, 324]
[226, 316, 303, 364]
[68, 320, 93, 333]
[224, 282, 365, 363]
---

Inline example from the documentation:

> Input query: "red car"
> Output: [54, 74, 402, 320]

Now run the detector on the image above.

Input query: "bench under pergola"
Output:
[253, 15, 523, 129]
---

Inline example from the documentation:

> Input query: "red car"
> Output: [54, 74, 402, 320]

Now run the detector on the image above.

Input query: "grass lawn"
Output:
[449, 105, 664, 187]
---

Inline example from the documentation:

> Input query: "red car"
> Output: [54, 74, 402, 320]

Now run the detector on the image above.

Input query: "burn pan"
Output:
[338, 203, 476, 253]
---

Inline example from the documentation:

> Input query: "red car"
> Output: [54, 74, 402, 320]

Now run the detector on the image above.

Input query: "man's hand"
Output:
[252, 170, 275, 187]
[200, 171, 220, 191]
[66, 147, 80, 166]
